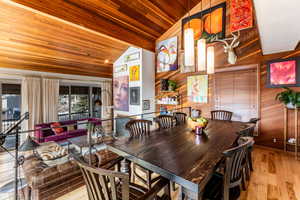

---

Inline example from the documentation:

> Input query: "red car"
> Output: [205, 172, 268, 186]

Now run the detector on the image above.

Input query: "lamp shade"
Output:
[184, 28, 195, 67]
[19, 136, 39, 152]
[207, 46, 215, 74]
[197, 39, 206, 71]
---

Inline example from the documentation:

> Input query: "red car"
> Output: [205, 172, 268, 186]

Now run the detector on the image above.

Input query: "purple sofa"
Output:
[34, 118, 101, 143]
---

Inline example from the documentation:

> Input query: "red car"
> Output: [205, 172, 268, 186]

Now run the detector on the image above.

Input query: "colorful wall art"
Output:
[129, 65, 140, 81]
[113, 75, 129, 111]
[156, 36, 178, 72]
[230, 0, 253, 32]
[182, 2, 226, 43]
[187, 75, 208, 103]
[267, 57, 299, 87]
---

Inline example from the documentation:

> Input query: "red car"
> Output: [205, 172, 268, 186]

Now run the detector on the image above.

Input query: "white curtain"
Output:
[21, 77, 42, 138]
[100, 80, 112, 133]
[42, 78, 59, 123]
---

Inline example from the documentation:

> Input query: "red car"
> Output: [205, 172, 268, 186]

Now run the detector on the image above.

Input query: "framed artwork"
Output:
[156, 36, 178, 72]
[129, 65, 140, 81]
[182, 2, 226, 44]
[129, 87, 140, 105]
[113, 75, 129, 111]
[114, 64, 127, 74]
[267, 57, 300, 88]
[187, 75, 208, 103]
[143, 100, 150, 110]
[230, 0, 253, 32]
[125, 52, 140, 62]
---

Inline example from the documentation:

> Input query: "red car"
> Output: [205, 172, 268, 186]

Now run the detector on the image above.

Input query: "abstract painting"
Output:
[129, 65, 140, 81]
[230, 0, 253, 32]
[156, 36, 178, 72]
[187, 75, 208, 103]
[269, 60, 297, 86]
[130, 87, 140, 105]
[113, 75, 129, 111]
[182, 2, 226, 43]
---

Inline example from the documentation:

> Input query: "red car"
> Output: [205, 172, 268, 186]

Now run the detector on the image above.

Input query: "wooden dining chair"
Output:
[173, 112, 187, 125]
[154, 115, 176, 130]
[125, 119, 161, 189]
[202, 137, 252, 200]
[72, 154, 171, 200]
[211, 110, 233, 121]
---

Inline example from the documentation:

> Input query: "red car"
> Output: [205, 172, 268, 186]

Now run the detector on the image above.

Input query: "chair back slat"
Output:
[125, 119, 152, 137]
[155, 115, 176, 130]
[73, 155, 130, 200]
[173, 112, 187, 125]
[211, 110, 233, 121]
[239, 124, 255, 137]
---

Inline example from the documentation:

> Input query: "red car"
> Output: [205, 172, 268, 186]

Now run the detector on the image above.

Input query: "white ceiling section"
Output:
[253, 0, 300, 55]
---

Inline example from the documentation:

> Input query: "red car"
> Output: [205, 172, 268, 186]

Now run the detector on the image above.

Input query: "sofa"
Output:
[34, 118, 101, 143]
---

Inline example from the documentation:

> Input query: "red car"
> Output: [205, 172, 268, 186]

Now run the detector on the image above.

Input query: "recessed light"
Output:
[104, 59, 109, 63]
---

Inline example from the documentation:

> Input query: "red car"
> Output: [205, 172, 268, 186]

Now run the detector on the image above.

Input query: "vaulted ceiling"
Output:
[9, 0, 201, 52]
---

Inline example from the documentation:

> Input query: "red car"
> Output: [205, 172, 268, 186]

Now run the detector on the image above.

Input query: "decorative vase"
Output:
[286, 102, 296, 109]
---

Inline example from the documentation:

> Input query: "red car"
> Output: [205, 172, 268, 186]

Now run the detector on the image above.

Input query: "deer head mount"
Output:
[216, 31, 240, 64]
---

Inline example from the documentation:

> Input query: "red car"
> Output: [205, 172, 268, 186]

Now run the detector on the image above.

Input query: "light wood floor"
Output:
[0, 146, 299, 200]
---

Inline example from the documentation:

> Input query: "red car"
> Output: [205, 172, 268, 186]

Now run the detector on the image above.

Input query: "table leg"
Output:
[120, 158, 131, 178]
[178, 186, 202, 200]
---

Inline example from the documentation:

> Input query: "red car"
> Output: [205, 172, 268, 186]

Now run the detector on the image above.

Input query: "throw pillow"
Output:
[77, 120, 88, 130]
[50, 122, 64, 135]
[67, 125, 75, 131]
[37, 142, 67, 161]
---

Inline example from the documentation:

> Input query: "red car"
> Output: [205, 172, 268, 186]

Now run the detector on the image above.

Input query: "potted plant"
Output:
[275, 87, 300, 108]
[168, 80, 177, 91]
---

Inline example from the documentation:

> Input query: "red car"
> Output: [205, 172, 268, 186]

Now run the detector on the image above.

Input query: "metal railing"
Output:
[58, 111, 101, 121]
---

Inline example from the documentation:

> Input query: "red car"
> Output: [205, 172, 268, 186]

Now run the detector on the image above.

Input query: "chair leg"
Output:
[242, 168, 247, 191]
[249, 152, 254, 171]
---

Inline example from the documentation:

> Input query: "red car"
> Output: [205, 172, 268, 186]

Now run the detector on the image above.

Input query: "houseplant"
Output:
[168, 80, 177, 91]
[275, 87, 300, 108]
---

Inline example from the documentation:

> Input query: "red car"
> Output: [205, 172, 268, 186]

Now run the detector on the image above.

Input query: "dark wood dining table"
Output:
[106, 120, 247, 200]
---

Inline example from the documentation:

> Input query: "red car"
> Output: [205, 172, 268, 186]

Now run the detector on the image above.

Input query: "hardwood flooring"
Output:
[0, 146, 299, 200]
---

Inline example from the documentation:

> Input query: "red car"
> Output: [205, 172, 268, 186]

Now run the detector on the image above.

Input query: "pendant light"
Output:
[206, 0, 215, 74]
[197, 0, 206, 71]
[184, 0, 195, 67]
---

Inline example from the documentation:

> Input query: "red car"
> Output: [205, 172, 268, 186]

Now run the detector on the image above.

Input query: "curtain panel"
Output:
[100, 80, 113, 133]
[42, 79, 59, 123]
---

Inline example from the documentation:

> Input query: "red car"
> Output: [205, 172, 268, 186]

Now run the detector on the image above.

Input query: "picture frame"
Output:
[266, 57, 300, 88]
[129, 87, 140, 105]
[129, 65, 140, 81]
[143, 100, 150, 110]
[125, 52, 140, 62]
[114, 64, 127, 74]
[156, 36, 178, 72]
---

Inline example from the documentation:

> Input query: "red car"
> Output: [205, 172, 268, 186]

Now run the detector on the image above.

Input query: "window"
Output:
[58, 85, 101, 121]
[1, 84, 21, 131]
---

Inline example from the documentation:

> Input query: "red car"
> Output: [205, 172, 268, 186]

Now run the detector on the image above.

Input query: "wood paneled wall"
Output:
[155, 0, 300, 149]
[0, 1, 129, 78]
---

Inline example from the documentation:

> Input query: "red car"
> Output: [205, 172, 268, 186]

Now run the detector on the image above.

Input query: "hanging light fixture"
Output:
[184, 0, 195, 67]
[206, 0, 215, 74]
[197, 0, 206, 71]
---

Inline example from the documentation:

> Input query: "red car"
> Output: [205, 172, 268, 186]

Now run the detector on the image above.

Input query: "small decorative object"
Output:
[267, 57, 299, 88]
[288, 138, 296, 144]
[114, 64, 127, 74]
[143, 100, 150, 110]
[125, 52, 140, 62]
[129, 65, 140, 81]
[168, 80, 177, 91]
[160, 79, 169, 91]
[187, 117, 208, 132]
[182, 2, 226, 43]
[275, 87, 300, 108]
[187, 75, 208, 103]
[130, 87, 140, 105]
[195, 126, 203, 135]
[191, 109, 201, 118]
[230, 0, 253, 32]
[216, 31, 240, 64]
[157, 36, 178, 72]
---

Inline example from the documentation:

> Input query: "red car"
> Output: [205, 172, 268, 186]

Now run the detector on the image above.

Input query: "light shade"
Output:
[207, 46, 215, 74]
[184, 28, 195, 67]
[197, 39, 206, 71]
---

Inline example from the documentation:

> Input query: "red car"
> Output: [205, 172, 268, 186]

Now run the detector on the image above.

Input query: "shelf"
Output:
[157, 104, 179, 106]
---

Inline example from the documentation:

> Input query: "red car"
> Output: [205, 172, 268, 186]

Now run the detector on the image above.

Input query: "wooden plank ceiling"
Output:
[9, 0, 201, 52]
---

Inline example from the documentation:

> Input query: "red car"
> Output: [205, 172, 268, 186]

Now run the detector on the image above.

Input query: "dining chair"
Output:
[173, 112, 187, 125]
[202, 137, 252, 200]
[154, 115, 176, 130]
[211, 110, 233, 121]
[125, 119, 161, 189]
[72, 153, 171, 200]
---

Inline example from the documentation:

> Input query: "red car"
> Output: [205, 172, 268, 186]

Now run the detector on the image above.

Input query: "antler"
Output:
[230, 30, 240, 47]
[215, 30, 240, 47]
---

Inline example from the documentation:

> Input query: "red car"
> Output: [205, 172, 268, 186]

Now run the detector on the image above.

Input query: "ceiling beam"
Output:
[8, 0, 156, 51]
